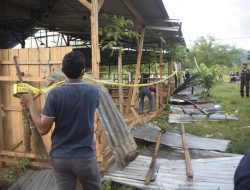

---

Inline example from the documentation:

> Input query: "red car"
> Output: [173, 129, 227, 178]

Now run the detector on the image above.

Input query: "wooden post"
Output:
[181, 123, 193, 179]
[90, 0, 100, 79]
[118, 51, 123, 114]
[0, 54, 4, 167]
[155, 83, 159, 111]
[131, 27, 145, 107]
[168, 60, 175, 92]
[159, 43, 164, 106]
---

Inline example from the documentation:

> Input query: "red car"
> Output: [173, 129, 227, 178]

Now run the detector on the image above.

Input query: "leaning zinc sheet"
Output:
[132, 122, 230, 152]
[104, 155, 242, 190]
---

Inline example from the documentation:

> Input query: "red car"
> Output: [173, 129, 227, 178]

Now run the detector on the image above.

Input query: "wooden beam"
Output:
[78, 0, 91, 11]
[122, 0, 145, 23]
[98, 0, 105, 12]
[147, 25, 179, 31]
[145, 129, 163, 185]
[0, 150, 36, 159]
[181, 124, 193, 179]
[0, 156, 51, 168]
[131, 27, 145, 106]
[0, 76, 45, 82]
[155, 83, 159, 111]
[90, 0, 100, 78]
[118, 51, 124, 114]
[122, 0, 166, 44]
[159, 42, 163, 105]
[0, 62, 4, 167]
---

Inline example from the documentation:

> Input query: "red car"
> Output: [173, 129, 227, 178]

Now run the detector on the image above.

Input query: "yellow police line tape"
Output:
[13, 72, 176, 96]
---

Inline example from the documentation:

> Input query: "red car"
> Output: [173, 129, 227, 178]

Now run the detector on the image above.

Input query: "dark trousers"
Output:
[52, 157, 102, 190]
[240, 80, 249, 97]
[139, 87, 153, 114]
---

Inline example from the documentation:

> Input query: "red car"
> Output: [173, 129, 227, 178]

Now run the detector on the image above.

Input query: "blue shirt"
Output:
[42, 79, 100, 158]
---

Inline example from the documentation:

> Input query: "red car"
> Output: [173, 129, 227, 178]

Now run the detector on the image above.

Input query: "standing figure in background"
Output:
[138, 75, 153, 114]
[184, 68, 190, 82]
[240, 63, 250, 98]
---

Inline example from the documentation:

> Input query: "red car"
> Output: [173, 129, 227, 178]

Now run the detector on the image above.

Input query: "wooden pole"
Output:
[145, 129, 163, 185]
[90, 0, 100, 79]
[159, 42, 164, 106]
[168, 60, 175, 92]
[181, 123, 193, 179]
[131, 27, 145, 107]
[118, 51, 123, 114]
[0, 55, 4, 167]
[155, 83, 159, 111]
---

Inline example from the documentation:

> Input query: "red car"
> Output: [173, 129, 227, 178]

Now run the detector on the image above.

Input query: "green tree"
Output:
[198, 63, 222, 95]
[190, 36, 243, 67]
[164, 43, 188, 64]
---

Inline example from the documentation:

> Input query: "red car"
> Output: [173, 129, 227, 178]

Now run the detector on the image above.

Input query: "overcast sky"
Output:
[163, 0, 250, 50]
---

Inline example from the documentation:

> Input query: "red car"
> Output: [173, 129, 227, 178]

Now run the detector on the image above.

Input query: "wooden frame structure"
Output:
[0, 47, 115, 174]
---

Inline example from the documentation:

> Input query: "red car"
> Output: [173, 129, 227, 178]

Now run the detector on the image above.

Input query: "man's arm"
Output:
[21, 92, 54, 135]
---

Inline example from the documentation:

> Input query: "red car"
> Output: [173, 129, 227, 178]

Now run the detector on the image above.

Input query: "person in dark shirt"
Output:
[21, 51, 102, 190]
[234, 148, 250, 190]
[240, 63, 250, 98]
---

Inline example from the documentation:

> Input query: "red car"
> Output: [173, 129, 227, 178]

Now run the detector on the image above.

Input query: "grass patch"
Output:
[153, 81, 250, 154]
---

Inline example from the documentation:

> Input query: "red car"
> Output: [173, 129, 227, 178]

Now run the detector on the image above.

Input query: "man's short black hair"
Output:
[243, 63, 247, 66]
[62, 51, 85, 79]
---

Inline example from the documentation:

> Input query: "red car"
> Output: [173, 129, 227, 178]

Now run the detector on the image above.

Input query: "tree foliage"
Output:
[164, 43, 188, 63]
[198, 63, 222, 94]
[99, 14, 139, 54]
[190, 36, 243, 67]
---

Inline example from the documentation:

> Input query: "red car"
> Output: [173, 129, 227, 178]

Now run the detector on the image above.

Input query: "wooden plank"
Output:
[118, 51, 123, 114]
[91, 0, 100, 78]
[129, 112, 156, 129]
[131, 27, 145, 106]
[181, 123, 193, 179]
[130, 107, 139, 120]
[0, 156, 51, 168]
[145, 130, 162, 185]
[78, 0, 91, 10]
[0, 150, 36, 159]
[0, 76, 45, 82]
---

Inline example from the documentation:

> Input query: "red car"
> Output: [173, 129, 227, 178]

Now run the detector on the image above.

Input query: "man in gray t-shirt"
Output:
[21, 51, 102, 190]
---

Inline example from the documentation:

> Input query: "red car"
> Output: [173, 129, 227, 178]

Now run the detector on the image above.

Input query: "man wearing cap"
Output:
[240, 63, 250, 98]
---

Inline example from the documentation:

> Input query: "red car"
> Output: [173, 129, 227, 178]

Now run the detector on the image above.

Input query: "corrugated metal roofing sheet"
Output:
[169, 113, 239, 123]
[8, 170, 56, 190]
[105, 155, 242, 190]
[132, 122, 230, 152]
[97, 85, 138, 168]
